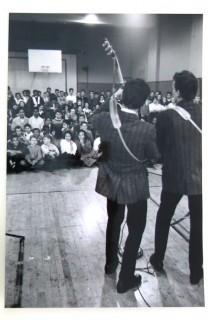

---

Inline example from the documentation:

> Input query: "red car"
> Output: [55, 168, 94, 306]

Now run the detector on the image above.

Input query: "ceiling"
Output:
[9, 13, 158, 28]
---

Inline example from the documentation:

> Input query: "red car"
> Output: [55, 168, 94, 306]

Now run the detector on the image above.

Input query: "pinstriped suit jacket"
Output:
[92, 108, 160, 204]
[156, 100, 202, 195]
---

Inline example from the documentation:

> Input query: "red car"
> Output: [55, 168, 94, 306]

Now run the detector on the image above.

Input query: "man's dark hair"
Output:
[122, 79, 150, 109]
[173, 70, 198, 101]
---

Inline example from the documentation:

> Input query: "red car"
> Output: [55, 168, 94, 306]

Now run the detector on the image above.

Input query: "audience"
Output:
[7, 85, 201, 173]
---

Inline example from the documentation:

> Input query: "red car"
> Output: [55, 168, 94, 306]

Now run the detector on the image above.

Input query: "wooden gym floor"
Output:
[5, 166, 204, 307]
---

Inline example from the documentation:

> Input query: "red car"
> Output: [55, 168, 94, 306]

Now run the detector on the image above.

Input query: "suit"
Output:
[153, 100, 202, 278]
[156, 100, 202, 195]
[92, 105, 159, 283]
[92, 108, 160, 204]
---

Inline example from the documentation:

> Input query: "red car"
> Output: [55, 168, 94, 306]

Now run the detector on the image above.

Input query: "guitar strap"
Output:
[169, 105, 202, 134]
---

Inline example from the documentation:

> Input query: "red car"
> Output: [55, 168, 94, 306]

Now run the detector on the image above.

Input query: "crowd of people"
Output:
[7, 85, 201, 173]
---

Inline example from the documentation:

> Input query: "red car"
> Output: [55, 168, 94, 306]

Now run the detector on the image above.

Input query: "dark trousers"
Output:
[154, 190, 203, 276]
[106, 198, 147, 283]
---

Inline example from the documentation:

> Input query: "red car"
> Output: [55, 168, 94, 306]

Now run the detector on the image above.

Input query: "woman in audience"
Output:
[23, 123, 33, 144]
[32, 128, 43, 145]
[41, 135, 60, 170]
[76, 130, 98, 167]
[60, 131, 79, 167]
[14, 92, 24, 106]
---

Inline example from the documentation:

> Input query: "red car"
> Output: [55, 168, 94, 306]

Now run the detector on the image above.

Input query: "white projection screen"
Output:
[28, 49, 62, 73]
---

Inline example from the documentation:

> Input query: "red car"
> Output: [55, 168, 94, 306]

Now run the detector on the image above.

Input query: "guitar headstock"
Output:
[102, 38, 116, 59]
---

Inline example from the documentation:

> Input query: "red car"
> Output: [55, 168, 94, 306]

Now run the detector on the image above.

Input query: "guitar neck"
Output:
[113, 56, 124, 85]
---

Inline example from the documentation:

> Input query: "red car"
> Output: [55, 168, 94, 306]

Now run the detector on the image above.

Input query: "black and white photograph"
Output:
[0, 1, 207, 316]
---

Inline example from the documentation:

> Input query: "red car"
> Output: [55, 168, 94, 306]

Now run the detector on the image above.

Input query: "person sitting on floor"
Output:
[41, 135, 60, 170]
[7, 135, 28, 173]
[60, 131, 80, 167]
[23, 123, 33, 145]
[25, 136, 44, 170]
[11, 108, 29, 131]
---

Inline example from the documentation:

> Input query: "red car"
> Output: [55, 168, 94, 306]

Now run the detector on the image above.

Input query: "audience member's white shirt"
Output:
[29, 116, 44, 130]
[66, 94, 76, 104]
[93, 137, 101, 151]
[149, 102, 166, 113]
[60, 139, 77, 155]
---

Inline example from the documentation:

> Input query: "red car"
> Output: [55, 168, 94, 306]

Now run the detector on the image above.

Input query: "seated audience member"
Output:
[105, 90, 111, 99]
[76, 130, 97, 167]
[11, 108, 29, 131]
[148, 98, 166, 123]
[7, 135, 28, 173]
[61, 120, 70, 136]
[162, 96, 169, 106]
[29, 108, 44, 130]
[43, 91, 50, 105]
[77, 105, 84, 116]
[13, 126, 25, 144]
[63, 105, 71, 121]
[41, 135, 60, 170]
[68, 108, 78, 124]
[52, 111, 64, 128]
[167, 96, 177, 108]
[41, 125, 53, 138]
[149, 97, 166, 113]
[14, 92, 24, 106]
[83, 102, 93, 118]
[45, 117, 53, 131]
[60, 131, 79, 167]
[88, 90, 98, 108]
[58, 90, 67, 106]
[77, 91, 81, 99]
[66, 88, 76, 104]
[31, 89, 44, 107]
[9, 103, 20, 118]
[52, 110, 64, 137]
[51, 127, 61, 149]
[23, 123, 33, 144]
[166, 91, 172, 104]
[55, 89, 60, 99]
[80, 121, 94, 143]
[8, 86, 14, 103]
[99, 94, 105, 105]
[25, 136, 44, 169]
[194, 95, 201, 105]
[46, 87, 57, 101]
[149, 90, 155, 102]
[39, 105, 46, 118]
[22, 90, 33, 117]
[80, 89, 88, 106]
[46, 98, 60, 118]
[32, 128, 43, 145]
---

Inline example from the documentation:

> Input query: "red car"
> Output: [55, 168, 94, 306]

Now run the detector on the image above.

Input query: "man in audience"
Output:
[31, 90, 44, 107]
[11, 108, 29, 131]
[25, 136, 44, 170]
[7, 135, 28, 173]
[29, 108, 44, 131]
[66, 88, 76, 104]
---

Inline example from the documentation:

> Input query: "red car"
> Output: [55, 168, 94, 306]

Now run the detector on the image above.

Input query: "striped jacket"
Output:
[92, 108, 160, 204]
[156, 100, 202, 195]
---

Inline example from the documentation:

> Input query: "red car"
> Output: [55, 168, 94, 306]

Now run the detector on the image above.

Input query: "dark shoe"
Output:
[149, 254, 164, 272]
[190, 269, 203, 285]
[117, 275, 142, 294]
[105, 260, 119, 275]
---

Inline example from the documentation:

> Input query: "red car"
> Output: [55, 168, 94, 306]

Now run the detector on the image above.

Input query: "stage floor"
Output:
[5, 166, 204, 307]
